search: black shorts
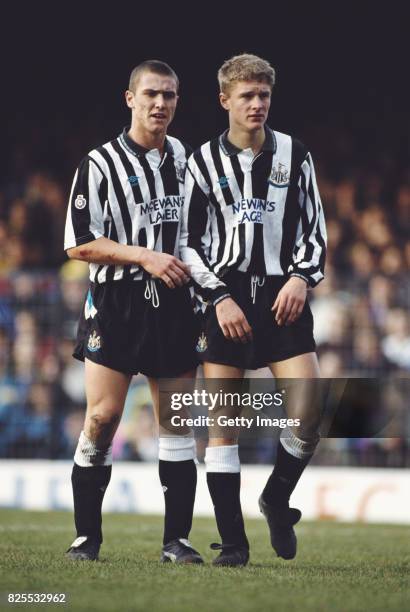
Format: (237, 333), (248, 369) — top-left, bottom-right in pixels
(197, 272), (316, 370)
(73, 279), (199, 378)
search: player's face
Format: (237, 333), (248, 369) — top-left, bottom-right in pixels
(126, 71), (178, 135)
(220, 80), (271, 132)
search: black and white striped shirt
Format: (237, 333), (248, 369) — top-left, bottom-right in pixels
(180, 126), (327, 304)
(64, 128), (191, 283)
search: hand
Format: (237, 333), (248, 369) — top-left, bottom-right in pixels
(272, 276), (308, 326)
(139, 249), (190, 288)
(215, 297), (253, 343)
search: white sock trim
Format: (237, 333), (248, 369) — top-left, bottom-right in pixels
(204, 444), (240, 473)
(280, 428), (319, 460)
(158, 436), (197, 462)
(74, 431), (113, 467)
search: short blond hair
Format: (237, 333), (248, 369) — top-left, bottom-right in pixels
(218, 53), (276, 94)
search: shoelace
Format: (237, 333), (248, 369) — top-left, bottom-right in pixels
(250, 274), (265, 304)
(144, 279), (159, 308)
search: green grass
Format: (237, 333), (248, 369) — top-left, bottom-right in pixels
(0, 510), (408, 612)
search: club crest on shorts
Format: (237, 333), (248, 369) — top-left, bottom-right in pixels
(268, 162), (290, 188)
(87, 330), (101, 352)
(196, 332), (207, 353)
(175, 161), (186, 184)
(74, 194), (87, 209)
(84, 290), (98, 320)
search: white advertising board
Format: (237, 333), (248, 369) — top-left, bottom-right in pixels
(0, 461), (408, 524)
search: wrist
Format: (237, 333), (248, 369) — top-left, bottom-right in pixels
(214, 294), (231, 308)
(134, 246), (148, 266)
(289, 273), (309, 287)
(210, 285), (231, 305)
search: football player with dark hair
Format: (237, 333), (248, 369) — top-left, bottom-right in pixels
(64, 60), (202, 564)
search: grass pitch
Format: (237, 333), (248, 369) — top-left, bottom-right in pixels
(0, 510), (408, 612)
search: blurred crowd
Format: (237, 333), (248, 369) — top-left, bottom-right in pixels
(0, 124), (409, 465)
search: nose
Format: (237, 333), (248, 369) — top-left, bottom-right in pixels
(251, 96), (264, 109)
(154, 94), (166, 108)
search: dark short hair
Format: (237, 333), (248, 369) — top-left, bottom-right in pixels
(128, 60), (179, 92)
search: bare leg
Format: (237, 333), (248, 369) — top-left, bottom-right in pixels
(269, 352), (322, 440)
(83, 359), (132, 447)
(203, 362), (244, 446)
(69, 359), (131, 555)
(259, 352), (322, 560)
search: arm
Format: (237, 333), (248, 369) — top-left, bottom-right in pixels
(180, 159), (230, 304)
(273, 152), (327, 326)
(64, 157), (189, 288)
(67, 237), (190, 288)
(180, 157), (252, 342)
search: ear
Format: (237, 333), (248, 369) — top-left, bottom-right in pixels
(125, 90), (134, 109)
(219, 91), (230, 111)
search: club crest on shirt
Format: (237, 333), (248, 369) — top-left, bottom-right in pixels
(75, 194), (87, 209)
(175, 161), (186, 184)
(87, 330), (101, 352)
(268, 162), (290, 188)
(196, 332), (208, 353)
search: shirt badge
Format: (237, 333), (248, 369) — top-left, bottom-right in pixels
(268, 162), (290, 188)
(217, 176), (230, 190)
(175, 161), (186, 184)
(75, 194), (87, 209)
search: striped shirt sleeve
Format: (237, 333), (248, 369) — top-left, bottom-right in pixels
(64, 157), (107, 251)
(288, 152), (327, 287)
(180, 156), (230, 304)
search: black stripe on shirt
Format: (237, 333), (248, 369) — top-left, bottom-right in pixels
(97, 145), (132, 277)
(160, 155), (180, 255)
(110, 139), (144, 204)
(210, 138), (235, 206)
(70, 158), (93, 244)
(194, 148), (226, 269)
(279, 139), (306, 276)
(248, 151), (273, 275)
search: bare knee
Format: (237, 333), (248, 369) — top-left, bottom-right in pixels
(85, 404), (122, 446)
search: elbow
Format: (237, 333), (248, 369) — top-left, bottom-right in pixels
(66, 246), (86, 261)
(66, 247), (76, 260)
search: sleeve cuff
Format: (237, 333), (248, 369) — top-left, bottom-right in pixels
(209, 285), (231, 305)
(213, 293), (231, 307)
(289, 272), (310, 286)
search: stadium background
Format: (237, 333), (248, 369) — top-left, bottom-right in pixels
(1, 2), (409, 510)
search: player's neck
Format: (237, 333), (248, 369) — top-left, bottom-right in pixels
(227, 126), (266, 155)
(127, 125), (166, 155)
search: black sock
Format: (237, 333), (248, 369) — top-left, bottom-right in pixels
(159, 459), (197, 545)
(206, 472), (249, 549)
(71, 463), (112, 543)
(262, 442), (311, 507)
